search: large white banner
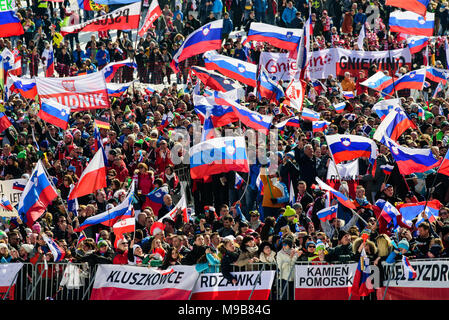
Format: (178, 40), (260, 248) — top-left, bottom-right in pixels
(306, 48), (412, 79)
(326, 160), (359, 182)
(0, 179), (26, 217)
(334, 48), (411, 77)
(379, 260), (449, 300)
(0, 263), (23, 300)
(90, 265), (199, 300)
(36, 72), (110, 111)
(191, 271), (275, 300)
(259, 52), (300, 82)
(307, 49), (337, 80)
(295, 263), (358, 300)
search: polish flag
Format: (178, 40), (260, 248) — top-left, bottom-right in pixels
(158, 194), (188, 223)
(138, 0), (162, 37)
(113, 217), (135, 248)
(68, 150), (107, 200)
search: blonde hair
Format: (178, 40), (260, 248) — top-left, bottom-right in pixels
(376, 234), (392, 257)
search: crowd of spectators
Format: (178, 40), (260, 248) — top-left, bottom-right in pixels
(2, 0), (449, 300)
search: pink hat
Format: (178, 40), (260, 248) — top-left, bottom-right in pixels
(32, 222), (41, 234)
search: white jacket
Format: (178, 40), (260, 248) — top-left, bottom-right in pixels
(59, 264), (85, 289)
(276, 249), (298, 281)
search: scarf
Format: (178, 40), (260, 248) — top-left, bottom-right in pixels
(356, 197), (370, 207)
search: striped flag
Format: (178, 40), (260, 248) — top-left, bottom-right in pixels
(94, 119), (110, 130)
(42, 233), (65, 262)
(235, 173), (245, 190)
(402, 255), (417, 279)
(432, 81), (444, 99)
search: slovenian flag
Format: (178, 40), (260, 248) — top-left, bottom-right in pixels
(426, 67), (448, 85)
(389, 11), (434, 37)
(145, 84), (155, 95)
(334, 102), (346, 113)
(342, 91), (355, 99)
(258, 66), (285, 104)
(326, 134), (378, 165)
(102, 59), (138, 82)
(383, 136), (442, 175)
(189, 136), (249, 180)
(106, 82), (133, 97)
(381, 69), (426, 96)
(402, 255), (417, 279)
(371, 98), (402, 120)
(171, 20), (223, 73)
(0, 112), (13, 134)
(397, 199), (441, 226)
(274, 117), (301, 133)
(6, 74), (37, 100)
(203, 51), (257, 87)
(361, 71), (394, 92)
(0, 197), (13, 211)
(42, 233), (65, 262)
(316, 177), (357, 210)
(75, 184), (135, 231)
(351, 247), (374, 297)
(38, 100), (71, 130)
(0, 10), (24, 37)
(380, 164), (394, 175)
(373, 107), (417, 143)
(301, 107), (320, 121)
(12, 181), (25, 191)
(191, 66), (241, 93)
(243, 22), (302, 52)
(235, 173), (245, 190)
(407, 36), (428, 54)
(220, 93), (273, 134)
(312, 120), (330, 133)
(316, 205), (338, 222)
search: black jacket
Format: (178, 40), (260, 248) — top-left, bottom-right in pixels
(221, 249), (240, 283)
(181, 244), (206, 265)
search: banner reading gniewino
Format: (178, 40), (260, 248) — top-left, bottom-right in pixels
(191, 271), (276, 300)
(60, 2), (141, 35)
(90, 265), (200, 300)
(295, 263), (358, 300)
(36, 72), (110, 111)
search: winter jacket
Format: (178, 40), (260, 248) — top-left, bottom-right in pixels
(276, 248), (298, 281)
(325, 244), (355, 263)
(221, 249), (240, 282)
(282, 6), (297, 25)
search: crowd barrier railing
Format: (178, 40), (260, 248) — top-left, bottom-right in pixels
(4, 258), (448, 300)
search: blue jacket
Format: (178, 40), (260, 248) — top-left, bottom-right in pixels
(282, 6), (297, 25)
(353, 12), (366, 25)
(95, 49), (110, 66)
(212, 0), (223, 13)
(72, 49), (85, 63)
(223, 17), (233, 34)
(254, 0), (267, 13)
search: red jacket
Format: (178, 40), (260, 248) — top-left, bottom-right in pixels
(113, 250), (128, 264)
(111, 160), (129, 182)
(154, 148), (173, 175)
